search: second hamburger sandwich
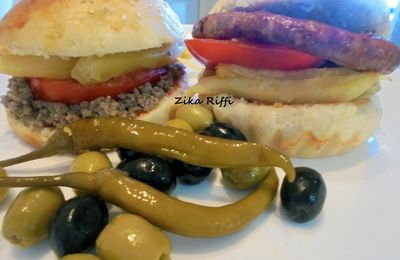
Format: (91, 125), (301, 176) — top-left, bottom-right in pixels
(186, 0), (400, 158)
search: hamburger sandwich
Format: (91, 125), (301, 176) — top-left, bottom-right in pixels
(0, 0), (186, 147)
(186, 0), (400, 158)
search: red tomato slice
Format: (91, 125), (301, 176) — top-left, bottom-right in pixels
(29, 68), (169, 105)
(185, 39), (323, 70)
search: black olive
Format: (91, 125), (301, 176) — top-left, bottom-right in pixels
(172, 159), (212, 185)
(203, 122), (247, 141)
(280, 167), (327, 223)
(177, 122), (247, 186)
(49, 195), (108, 257)
(117, 155), (176, 193)
(117, 148), (137, 161)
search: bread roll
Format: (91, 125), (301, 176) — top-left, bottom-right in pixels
(211, 96), (382, 158)
(0, 0), (184, 57)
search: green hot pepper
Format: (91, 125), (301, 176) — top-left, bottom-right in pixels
(0, 168), (278, 238)
(0, 117), (295, 181)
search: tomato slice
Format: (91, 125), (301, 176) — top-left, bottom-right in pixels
(29, 68), (169, 105)
(185, 39), (323, 70)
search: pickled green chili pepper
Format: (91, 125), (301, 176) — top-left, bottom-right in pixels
(0, 117), (295, 181)
(0, 168), (279, 238)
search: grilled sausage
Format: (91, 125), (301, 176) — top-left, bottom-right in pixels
(193, 11), (400, 74)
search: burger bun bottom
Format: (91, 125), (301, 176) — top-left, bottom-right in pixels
(211, 95), (382, 158)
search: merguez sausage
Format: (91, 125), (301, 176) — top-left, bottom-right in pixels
(192, 11), (400, 74)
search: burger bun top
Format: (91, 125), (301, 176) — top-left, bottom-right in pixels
(0, 0), (184, 57)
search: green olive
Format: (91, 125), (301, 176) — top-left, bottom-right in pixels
(175, 104), (213, 131)
(96, 214), (171, 260)
(2, 187), (64, 248)
(70, 151), (112, 195)
(164, 119), (193, 132)
(70, 151), (112, 173)
(60, 254), (101, 260)
(222, 167), (270, 190)
(0, 167), (9, 204)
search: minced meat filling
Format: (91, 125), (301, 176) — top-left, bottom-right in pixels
(1, 64), (184, 130)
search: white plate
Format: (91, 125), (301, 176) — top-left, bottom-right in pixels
(1, 35), (400, 260)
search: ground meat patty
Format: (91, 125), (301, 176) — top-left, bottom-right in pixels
(1, 64), (184, 130)
(192, 11), (400, 74)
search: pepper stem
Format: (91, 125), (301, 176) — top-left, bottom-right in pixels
(0, 128), (75, 168)
(0, 147), (58, 168)
(0, 175), (64, 187)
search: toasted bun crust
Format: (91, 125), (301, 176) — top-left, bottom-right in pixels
(0, 0), (184, 57)
(211, 96), (382, 158)
(6, 81), (186, 148)
(6, 110), (55, 148)
(210, 0), (391, 37)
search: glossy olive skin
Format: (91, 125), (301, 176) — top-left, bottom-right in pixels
(70, 151), (112, 196)
(49, 195), (109, 257)
(2, 187), (64, 248)
(203, 122), (247, 141)
(70, 151), (112, 173)
(96, 214), (171, 260)
(172, 159), (212, 185)
(61, 254), (101, 260)
(281, 167), (327, 223)
(117, 148), (137, 161)
(175, 104), (214, 131)
(117, 155), (176, 193)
